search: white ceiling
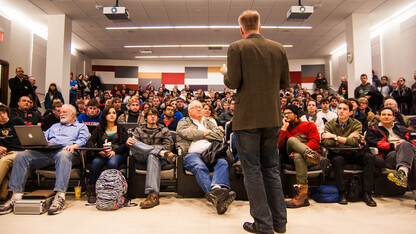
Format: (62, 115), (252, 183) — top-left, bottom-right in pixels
(7, 0), (416, 60)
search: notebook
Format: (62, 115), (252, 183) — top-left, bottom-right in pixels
(15, 125), (62, 150)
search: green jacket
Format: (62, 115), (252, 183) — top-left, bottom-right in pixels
(322, 117), (362, 147)
(176, 117), (224, 155)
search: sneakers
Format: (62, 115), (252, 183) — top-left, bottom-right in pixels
(216, 191), (236, 214)
(163, 151), (178, 164)
(48, 196), (66, 215)
(140, 193), (160, 209)
(0, 199), (15, 215)
(388, 170), (408, 188)
(305, 150), (322, 165)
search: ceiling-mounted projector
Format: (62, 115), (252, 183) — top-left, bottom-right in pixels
(103, 6), (130, 20)
(287, 5), (314, 20)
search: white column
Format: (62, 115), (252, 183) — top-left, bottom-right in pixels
(345, 13), (372, 97)
(45, 15), (72, 103)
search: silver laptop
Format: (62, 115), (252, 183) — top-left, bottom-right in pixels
(14, 125), (62, 150)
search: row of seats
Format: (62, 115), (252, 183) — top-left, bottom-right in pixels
(33, 124), (406, 201)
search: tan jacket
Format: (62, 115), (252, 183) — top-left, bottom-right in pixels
(176, 117), (224, 155)
(224, 33), (290, 130)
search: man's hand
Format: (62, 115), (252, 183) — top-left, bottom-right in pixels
(62, 144), (79, 153)
(204, 130), (212, 136)
(348, 131), (360, 138)
(281, 117), (289, 131)
(322, 132), (336, 139)
(0, 146), (7, 156)
(127, 137), (136, 146)
(394, 139), (405, 149)
(220, 64), (227, 75)
(106, 150), (116, 158)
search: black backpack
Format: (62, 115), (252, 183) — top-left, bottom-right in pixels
(346, 175), (362, 202)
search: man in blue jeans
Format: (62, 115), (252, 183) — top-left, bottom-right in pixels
(221, 10), (290, 233)
(176, 100), (236, 214)
(0, 104), (89, 215)
(127, 107), (176, 209)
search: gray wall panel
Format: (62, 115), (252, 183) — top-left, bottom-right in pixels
(115, 66), (138, 78)
(185, 67), (207, 79)
(301, 65), (325, 77)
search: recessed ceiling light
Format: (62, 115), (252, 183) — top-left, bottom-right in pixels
(126, 44), (293, 48)
(135, 55), (227, 59)
(107, 25), (312, 30)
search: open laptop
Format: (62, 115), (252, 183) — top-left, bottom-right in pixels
(15, 125), (62, 150)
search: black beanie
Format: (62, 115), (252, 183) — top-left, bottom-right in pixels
(284, 104), (300, 117)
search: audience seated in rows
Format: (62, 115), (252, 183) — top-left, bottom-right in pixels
(0, 104), (89, 215)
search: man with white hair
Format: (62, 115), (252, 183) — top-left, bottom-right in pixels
(371, 98), (414, 131)
(0, 104), (89, 215)
(176, 100), (236, 215)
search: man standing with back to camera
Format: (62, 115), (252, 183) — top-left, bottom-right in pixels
(221, 10), (290, 234)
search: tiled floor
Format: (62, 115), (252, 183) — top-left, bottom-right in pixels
(1, 192), (416, 234)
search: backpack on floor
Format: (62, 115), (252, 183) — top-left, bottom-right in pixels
(310, 185), (339, 203)
(346, 175), (362, 202)
(95, 169), (128, 211)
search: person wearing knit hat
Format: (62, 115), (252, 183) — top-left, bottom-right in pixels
(278, 103), (329, 208)
(283, 104), (300, 117)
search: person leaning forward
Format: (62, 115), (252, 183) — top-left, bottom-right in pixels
(321, 100), (377, 207)
(221, 10), (289, 234)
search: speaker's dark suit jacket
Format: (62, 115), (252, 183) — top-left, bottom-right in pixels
(224, 33), (290, 130)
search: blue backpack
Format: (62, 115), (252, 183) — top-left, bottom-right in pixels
(310, 185), (339, 203)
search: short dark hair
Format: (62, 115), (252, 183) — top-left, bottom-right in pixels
(144, 107), (159, 119)
(0, 104), (10, 117)
(87, 99), (99, 107)
(379, 107), (394, 115)
(329, 96), (338, 102)
(320, 97), (329, 104)
(339, 100), (353, 111)
(52, 101), (63, 110)
(361, 74), (368, 78)
(164, 104), (174, 111)
(348, 98), (358, 104)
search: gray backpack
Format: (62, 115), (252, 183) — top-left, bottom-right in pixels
(95, 169), (128, 211)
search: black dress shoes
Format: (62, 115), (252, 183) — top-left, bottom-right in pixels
(338, 191), (348, 205)
(363, 192), (377, 207)
(243, 222), (274, 234)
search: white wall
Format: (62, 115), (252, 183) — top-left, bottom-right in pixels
(330, 12), (416, 92)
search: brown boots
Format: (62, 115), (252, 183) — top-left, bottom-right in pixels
(286, 184), (310, 208)
(140, 193), (160, 209)
(87, 184), (96, 204)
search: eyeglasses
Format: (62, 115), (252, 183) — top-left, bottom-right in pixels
(190, 106), (203, 110)
(283, 112), (293, 116)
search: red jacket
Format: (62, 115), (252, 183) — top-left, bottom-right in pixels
(278, 119), (321, 153)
